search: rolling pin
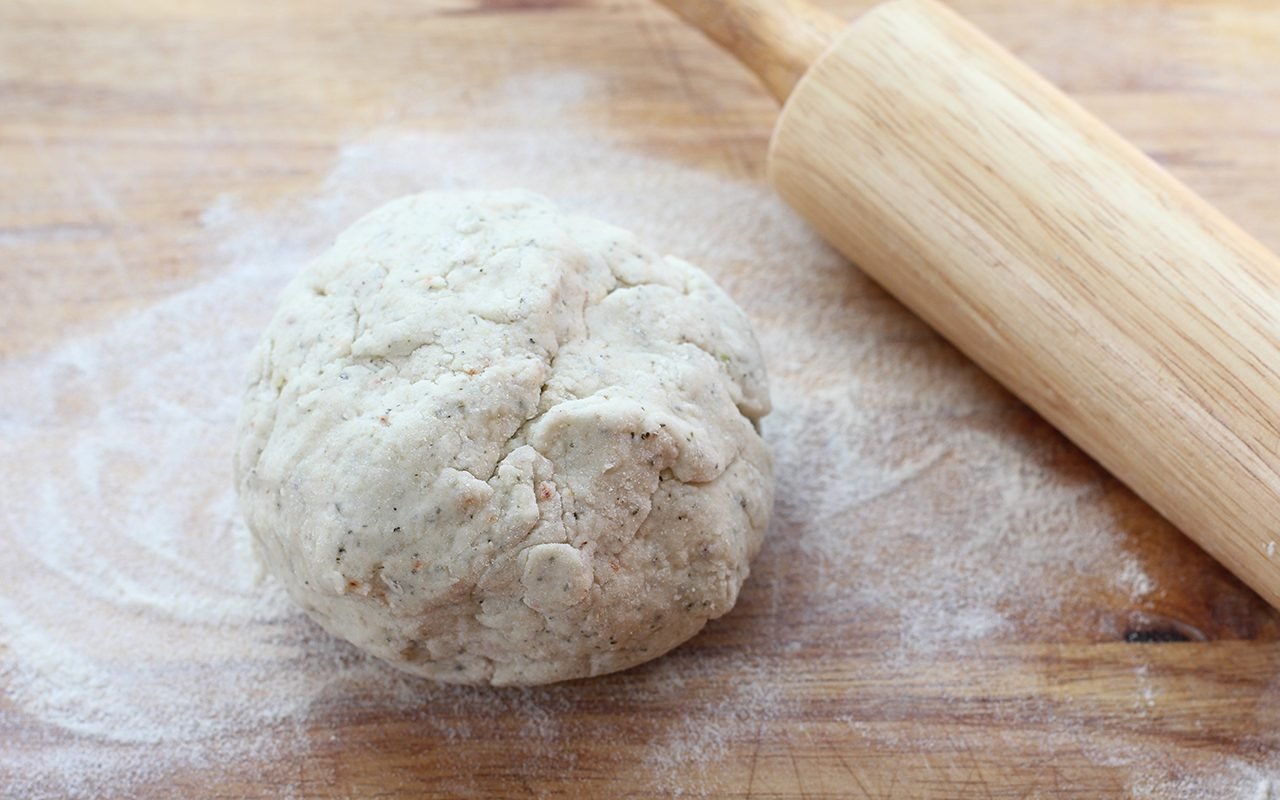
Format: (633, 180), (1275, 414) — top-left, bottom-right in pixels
(655, 0), (1280, 610)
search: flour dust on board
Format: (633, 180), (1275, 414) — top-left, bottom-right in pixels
(0, 72), (1264, 799)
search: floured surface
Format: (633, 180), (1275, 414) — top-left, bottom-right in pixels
(4, 0), (1280, 796)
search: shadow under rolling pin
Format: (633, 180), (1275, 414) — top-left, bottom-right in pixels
(655, 0), (1280, 611)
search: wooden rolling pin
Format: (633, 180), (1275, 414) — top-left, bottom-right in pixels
(657, 0), (1280, 610)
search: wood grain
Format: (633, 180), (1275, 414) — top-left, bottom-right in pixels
(4, 0), (1280, 797)
(770, 0), (1280, 610)
(114, 643), (1280, 798)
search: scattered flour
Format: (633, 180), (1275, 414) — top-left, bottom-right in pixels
(1118, 557), (1157, 603)
(1, 75), (1275, 798)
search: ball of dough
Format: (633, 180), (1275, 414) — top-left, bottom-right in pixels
(234, 190), (773, 685)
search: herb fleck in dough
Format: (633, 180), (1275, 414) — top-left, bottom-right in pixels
(234, 190), (773, 685)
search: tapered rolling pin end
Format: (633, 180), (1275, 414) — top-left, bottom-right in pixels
(653, 0), (843, 103)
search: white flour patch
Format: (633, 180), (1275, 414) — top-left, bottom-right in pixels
(0, 74), (1268, 798)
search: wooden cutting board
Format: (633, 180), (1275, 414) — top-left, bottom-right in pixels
(4, 0), (1280, 796)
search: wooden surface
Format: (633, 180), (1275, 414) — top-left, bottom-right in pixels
(4, 0), (1280, 797)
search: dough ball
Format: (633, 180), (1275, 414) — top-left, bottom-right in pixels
(234, 190), (773, 685)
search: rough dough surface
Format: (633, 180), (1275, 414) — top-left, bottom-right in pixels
(234, 190), (773, 685)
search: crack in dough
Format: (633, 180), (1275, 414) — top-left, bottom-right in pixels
(234, 190), (773, 685)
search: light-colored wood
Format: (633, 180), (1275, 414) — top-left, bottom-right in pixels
(653, 0), (843, 102)
(89, 643), (1280, 797)
(769, 0), (1280, 611)
(5, 0), (1280, 796)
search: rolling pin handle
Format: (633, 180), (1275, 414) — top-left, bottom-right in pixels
(653, 0), (843, 103)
